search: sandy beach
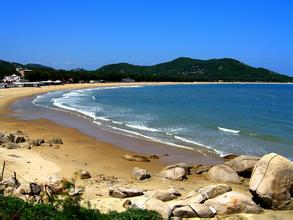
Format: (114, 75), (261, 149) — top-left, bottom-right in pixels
(1, 83), (292, 218)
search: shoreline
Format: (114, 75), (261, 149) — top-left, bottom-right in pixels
(0, 82), (221, 181)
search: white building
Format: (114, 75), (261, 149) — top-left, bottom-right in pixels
(3, 74), (21, 83)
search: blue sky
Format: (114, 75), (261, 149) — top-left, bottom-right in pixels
(0, 0), (292, 75)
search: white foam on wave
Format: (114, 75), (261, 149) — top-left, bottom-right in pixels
(217, 127), (240, 134)
(108, 125), (198, 151)
(92, 96), (95, 100)
(125, 123), (160, 132)
(95, 116), (110, 121)
(53, 99), (97, 120)
(112, 120), (123, 125)
(93, 121), (102, 125)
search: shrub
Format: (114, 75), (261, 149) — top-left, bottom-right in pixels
(0, 195), (162, 220)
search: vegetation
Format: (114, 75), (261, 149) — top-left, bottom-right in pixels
(1, 57), (292, 82)
(0, 195), (162, 220)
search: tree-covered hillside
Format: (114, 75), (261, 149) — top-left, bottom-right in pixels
(0, 58), (292, 82)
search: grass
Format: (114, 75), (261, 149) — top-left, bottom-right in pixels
(0, 195), (162, 220)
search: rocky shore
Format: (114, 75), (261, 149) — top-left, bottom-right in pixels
(1, 129), (292, 219)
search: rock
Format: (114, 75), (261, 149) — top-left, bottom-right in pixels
(30, 139), (45, 146)
(195, 165), (211, 174)
(172, 203), (215, 218)
(132, 167), (151, 180)
(49, 138), (63, 144)
(149, 155), (160, 159)
(122, 154), (150, 162)
(109, 188), (144, 198)
(80, 171), (91, 179)
(144, 199), (171, 219)
(18, 142), (31, 149)
(183, 192), (208, 204)
(44, 175), (65, 194)
(19, 184), (31, 195)
(249, 153), (293, 210)
(123, 197), (171, 218)
(145, 188), (181, 202)
(13, 135), (26, 143)
(68, 187), (84, 196)
(30, 183), (42, 195)
(225, 155), (260, 177)
(2, 142), (19, 149)
(204, 191), (263, 215)
(222, 154), (239, 161)
(206, 165), (241, 184)
(160, 163), (190, 181)
(3, 177), (20, 188)
(197, 184), (232, 199)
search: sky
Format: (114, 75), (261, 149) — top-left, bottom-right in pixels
(0, 0), (292, 75)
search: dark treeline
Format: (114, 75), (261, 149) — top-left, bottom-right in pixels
(1, 58), (293, 82)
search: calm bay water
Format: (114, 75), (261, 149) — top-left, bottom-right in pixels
(33, 84), (293, 159)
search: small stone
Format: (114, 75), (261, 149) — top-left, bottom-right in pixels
(80, 170), (91, 179)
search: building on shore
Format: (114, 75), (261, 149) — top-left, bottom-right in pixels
(121, 78), (135, 83)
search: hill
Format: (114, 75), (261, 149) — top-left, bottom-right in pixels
(0, 58), (292, 82)
(97, 57), (292, 82)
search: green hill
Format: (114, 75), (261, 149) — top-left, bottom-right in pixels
(0, 58), (292, 82)
(97, 57), (292, 82)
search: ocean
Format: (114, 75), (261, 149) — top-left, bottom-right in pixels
(32, 84), (293, 159)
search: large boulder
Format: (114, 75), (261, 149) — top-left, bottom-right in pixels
(172, 203), (215, 218)
(249, 153), (293, 210)
(160, 163), (189, 181)
(122, 154), (150, 162)
(123, 197), (171, 219)
(206, 165), (241, 184)
(225, 155), (260, 176)
(132, 167), (151, 180)
(204, 191), (263, 215)
(109, 188), (144, 198)
(144, 188), (181, 202)
(197, 184), (232, 199)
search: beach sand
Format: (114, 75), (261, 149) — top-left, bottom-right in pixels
(0, 83), (292, 218)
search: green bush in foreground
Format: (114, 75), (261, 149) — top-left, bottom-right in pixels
(0, 196), (162, 220)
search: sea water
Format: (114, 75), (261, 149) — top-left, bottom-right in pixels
(33, 84), (293, 159)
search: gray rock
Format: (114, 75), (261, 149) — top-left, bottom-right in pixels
(204, 191), (263, 215)
(172, 203), (215, 218)
(249, 153), (293, 210)
(225, 155), (260, 176)
(109, 188), (144, 198)
(132, 167), (151, 180)
(30, 183), (42, 195)
(160, 163), (190, 181)
(196, 184), (232, 199)
(145, 188), (181, 202)
(2, 142), (19, 149)
(206, 165), (241, 184)
(122, 154), (150, 162)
